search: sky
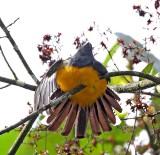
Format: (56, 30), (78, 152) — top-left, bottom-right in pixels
(0, 0), (159, 143)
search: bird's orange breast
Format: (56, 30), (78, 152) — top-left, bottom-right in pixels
(56, 66), (107, 107)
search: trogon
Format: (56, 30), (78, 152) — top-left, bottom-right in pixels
(34, 42), (122, 138)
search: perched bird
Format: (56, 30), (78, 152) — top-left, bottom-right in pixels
(34, 42), (122, 138)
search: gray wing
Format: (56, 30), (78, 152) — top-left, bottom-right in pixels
(92, 60), (110, 82)
(34, 60), (63, 110)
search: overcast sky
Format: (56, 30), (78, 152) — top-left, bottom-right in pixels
(0, 0), (159, 129)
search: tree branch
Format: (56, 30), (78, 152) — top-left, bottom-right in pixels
(0, 71), (159, 93)
(0, 45), (18, 79)
(0, 76), (36, 91)
(0, 84), (11, 89)
(104, 71), (160, 84)
(125, 110), (137, 155)
(7, 17), (20, 28)
(141, 91), (160, 98)
(7, 117), (37, 155)
(110, 79), (155, 93)
(0, 18), (39, 84)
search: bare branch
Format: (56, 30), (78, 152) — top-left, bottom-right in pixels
(7, 17), (20, 28)
(0, 71), (159, 93)
(111, 79), (155, 93)
(125, 110), (137, 155)
(104, 71), (160, 84)
(141, 91), (160, 98)
(8, 117), (37, 155)
(0, 84), (11, 89)
(0, 18), (39, 85)
(0, 76), (36, 91)
(0, 45), (18, 79)
(0, 35), (6, 39)
(121, 111), (160, 120)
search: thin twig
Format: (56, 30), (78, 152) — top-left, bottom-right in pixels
(0, 35), (6, 39)
(121, 111), (160, 120)
(7, 17), (20, 28)
(0, 45), (18, 79)
(106, 46), (130, 83)
(125, 109), (137, 155)
(141, 91), (160, 98)
(0, 84), (11, 89)
(143, 122), (155, 148)
(0, 18), (39, 84)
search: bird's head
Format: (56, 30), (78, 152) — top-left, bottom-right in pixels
(78, 42), (93, 56)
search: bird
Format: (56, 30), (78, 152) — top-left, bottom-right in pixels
(34, 42), (122, 138)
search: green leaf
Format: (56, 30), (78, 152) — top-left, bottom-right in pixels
(151, 68), (157, 76)
(109, 76), (131, 85)
(140, 62), (154, 81)
(103, 42), (120, 67)
(115, 111), (128, 120)
(0, 130), (20, 155)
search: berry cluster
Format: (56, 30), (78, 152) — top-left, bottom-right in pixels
(37, 33), (62, 64)
(117, 39), (147, 64)
(55, 139), (85, 155)
(37, 34), (53, 63)
(126, 95), (157, 124)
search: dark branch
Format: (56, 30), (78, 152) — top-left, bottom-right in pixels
(141, 91), (160, 98)
(125, 110), (137, 155)
(7, 117), (37, 155)
(0, 84), (11, 89)
(0, 71), (159, 93)
(0, 18), (39, 85)
(104, 71), (160, 84)
(0, 76), (36, 91)
(0, 45), (18, 79)
(7, 17), (20, 28)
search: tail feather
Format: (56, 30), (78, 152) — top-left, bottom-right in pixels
(48, 89), (64, 114)
(96, 101), (111, 132)
(75, 107), (88, 138)
(104, 92), (122, 112)
(106, 87), (120, 100)
(100, 96), (116, 124)
(50, 89), (63, 100)
(45, 87), (122, 137)
(61, 104), (78, 136)
(89, 105), (101, 135)
(48, 101), (71, 131)
(47, 99), (68, 123)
